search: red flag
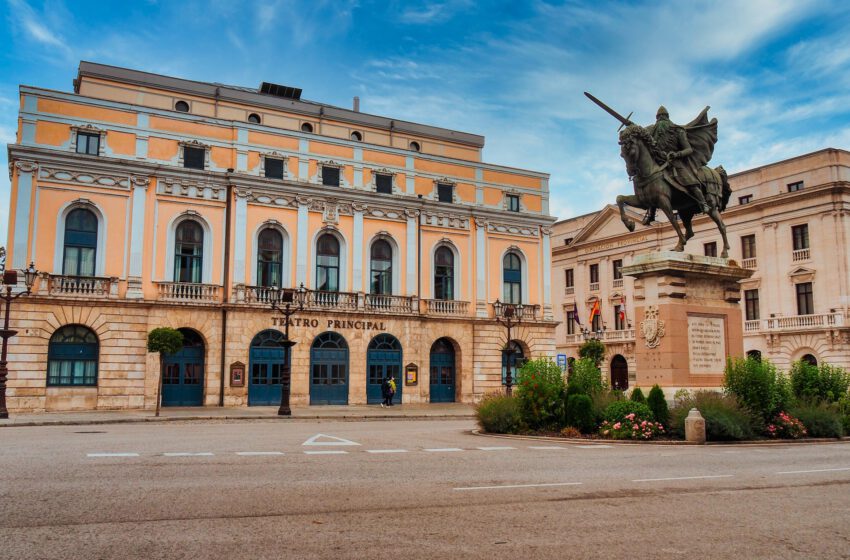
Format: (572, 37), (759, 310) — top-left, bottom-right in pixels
(619, 295), (627, 322)
(588, 299), (600, 324)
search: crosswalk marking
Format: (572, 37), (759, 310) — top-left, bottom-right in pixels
(163, 452), (214, 457)
(366, 449), (409, 454)
(304, 450), (348, 455)
(477, 446), (516, 451)
(424, 448), (463, 452)
(87, 453), (140, 458)
(528, 446), (566, 450)
(235, 452), (284, 456)
(575, 445), (612, 449)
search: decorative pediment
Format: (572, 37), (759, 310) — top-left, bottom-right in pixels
(570, 204), (646, 246)
(789, 267), (815, 283)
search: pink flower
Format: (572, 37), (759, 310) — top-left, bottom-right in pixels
(633, 424), (639, 430)
(613, 422), (621, 429)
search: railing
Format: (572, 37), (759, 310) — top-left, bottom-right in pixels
(493, 303), (541, 321)
(564, 286), (574, 295)
(742, 258), (757, 270)
(423, 299), (469, 316)
(365, 294), (415, 314)
(305, 290), (359, 311)
(42, 274), (116, 298)
(765, 312), (844, 331)
(792, 248), (810, 262)
(156, 282), (221, 303)
(612, 278), (623, 288)
(744, 320), (761, 332)
(603, 328), (635, 342)
(245, 285), (279, 304)
(589, 282), (600, 292)
(564, 333), (583, 345)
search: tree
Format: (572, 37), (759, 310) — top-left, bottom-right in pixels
(578, 339), (606, 367)
(647, 385), (670, 427)
(147, 328), (184, 417)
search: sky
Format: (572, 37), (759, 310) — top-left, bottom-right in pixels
(1, 0), (850, 245)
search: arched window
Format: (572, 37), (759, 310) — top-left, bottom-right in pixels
(175, 100), (190, 112)
(503, 252), (522, 304)
(257, 228), (283, 288)
(801, 353), (818, 366)
(247, 113), (261, 124)
(301, 122), (314, 133)
(747, 349), (762, 362)
(174, 220), (204, 283)
(63, 208), (98, 276)
(316, 234), (340, 292)
(47, 325), (98, 386)
(370, 240), (393, 295)
(434, 246), (454, 300)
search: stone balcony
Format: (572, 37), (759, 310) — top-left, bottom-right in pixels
(422, 299), (470, 317)
(742, 258), (757, 270)
(745, 312), (845, 333)
(156, 282), (221, 303)
(563, 328), (635, 346)
(792, 248), (810, 262)
(39, 274), (118, 298)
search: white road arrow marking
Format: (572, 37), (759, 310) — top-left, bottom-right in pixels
(302, 434), (361, 446)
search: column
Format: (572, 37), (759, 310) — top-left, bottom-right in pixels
(406, 210), (418, 296)
(542, 227), (553, 320)
(126, 176), (149, 299)
(352, 204), (365, 292)
(11, 161), (37, 270)
(232, 191), (248, 297)
(296, 196), (310, 286)
(475, 217), (488, 317)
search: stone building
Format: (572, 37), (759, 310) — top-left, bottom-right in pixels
(552, 148), (850, 390)
(5, 62), (556, 412)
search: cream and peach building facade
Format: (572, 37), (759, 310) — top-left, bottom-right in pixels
(5, 62), (556, 412)
(552, 148), (850, 389)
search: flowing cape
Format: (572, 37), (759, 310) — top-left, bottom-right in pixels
(683, 107), (718, 168)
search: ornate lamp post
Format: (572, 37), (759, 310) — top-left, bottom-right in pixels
(0, 263), (38, 419)
(493, 299), (525, 396)
(580, 322), (606, 342)
(270, 283), (307, 416)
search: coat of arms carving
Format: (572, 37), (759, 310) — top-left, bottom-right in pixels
(640, 305), (665, 349)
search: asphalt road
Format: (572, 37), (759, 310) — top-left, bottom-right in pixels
(1, 419), (849, 559)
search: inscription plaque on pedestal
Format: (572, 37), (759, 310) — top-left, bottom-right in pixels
(688, 315), (726, 374)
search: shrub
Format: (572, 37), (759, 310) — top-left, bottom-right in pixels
(590, 390), (622, 424)
(515, 358), (565, 430)
(629, 387), (646, 403)
(647, 385), (670, 427)
(724, 357), (791, 421)
(604, 400), (654, 423)
(560, 426), (582, 438)
(766, 412), (807, 439)
(570, 358), (607, 395)
(578, 338), (606, 366)
(790, 402), (845, 438)
(475, 394), (522, 434)
(840, 397), (850, 435)
(790, 361), (850, 403)
(565, 394), (595, 433)
(565, 382), (585, 398)
(669, 391), (759, 441)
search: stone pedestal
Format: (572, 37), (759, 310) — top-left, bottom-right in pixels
(621, 251), (753, 389)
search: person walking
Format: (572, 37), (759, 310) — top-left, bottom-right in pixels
(381, 375), (392, 408)
(387, 375), (397, 406)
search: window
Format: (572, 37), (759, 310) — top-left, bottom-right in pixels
(704, 242), (717, 257)
(614, 305), (626, 330)
(183, 146), (205, 170)
(564, 237), (573, 245)
(566, 311), (576, 335)
(738, 195), (752, 205)
(507, 194), (520, 212)
(741, 235), (756, 259)
(375, 173), (393, 194)
(437, 183), (453, 203)
(747, 350), (762, 362)
(321, 166), (340, 186)
(565, 268), (574, 288)
(409, 141), (421, 152)
(434, 246), (454, 300)
(589, 263), (599, 284)
(316, 234), (340, 292)
(612, 259), (623, 280)
(76, 132), (100, 156)
(501, 340), (524, 386)
(174, 220), (204, 283)
(47, 325), (98, 386)
(301, 122), (314, 133)
(796, 282), (814, 315)
(502, 252), (522, 304)
(792, 224), (809, 250)
(744, 289), (759, 321)
(257, 228), (283, 288)
(62, 208), (97, 277)
(350, 131), (362, 141)
(175, 100), (190, 112)
(787, 181), (804, 192)
(591, 312), (602, 333)
(248, 113), (261, 124)
(264, 157), (284, 179)
(370, 240), (392, 295)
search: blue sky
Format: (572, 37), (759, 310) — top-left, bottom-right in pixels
(2, 0), (850, 245)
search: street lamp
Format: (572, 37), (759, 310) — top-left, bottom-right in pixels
(0, 262), (38, 419)
(580, 322), (606, 341)
(269, 283), (307, 416)
(494, 299), (525, 396)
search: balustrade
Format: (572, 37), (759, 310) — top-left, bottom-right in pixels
(42, 274), (116, 298)
(742, 258), (757, 270)
(156, 282), (221, 303)
(792, 248), (810, 262)
(423, 299), (469, 316)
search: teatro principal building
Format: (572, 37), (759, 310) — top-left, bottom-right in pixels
(5, 62), (556, 412)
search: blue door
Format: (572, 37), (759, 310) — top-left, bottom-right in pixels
(248, 329), (287, 406)
(430, 337), (456, 403)
(366, 334), (402, 404)
(162, 328), (205, 406)
(310, 332), (349, 405)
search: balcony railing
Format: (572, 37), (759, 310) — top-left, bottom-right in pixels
(603, 328), (635, 342)
(589, 282), (600, 291)
(564, 286), (574, 295)
(493, 303), (541, 321)
(744, 319), (761, 332)
(612, 278), (623, 288)
(244, 285), (279, 304)
(423, 299), (469, 316)
(765, 312), (843, 331)
(156, 282), (221, 303)
(305, 290), (359, 311)
(742, 258), (757, 270)
(792, 248), (810, 262)
(365, 294), (415, 314)
(42, 274), (117, 298)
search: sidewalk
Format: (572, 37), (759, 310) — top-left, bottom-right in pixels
(0, 403), (476, 428)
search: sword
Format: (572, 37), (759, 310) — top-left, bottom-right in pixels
(584, 92), (635, 131)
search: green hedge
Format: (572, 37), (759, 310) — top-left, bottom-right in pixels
(475, 394), (522, 434)
(790, 402), (845, 438)
(670, 391), (759, 441)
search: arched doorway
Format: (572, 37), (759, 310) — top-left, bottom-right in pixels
(747, 349), (762, 362)
(430, 338), (456, 403)
(610, 355), (629, 391)
(162, 328), (205, 406)
(801, 353), (818, 366)
(366, 334), (402, 405)
(248, 329), (287, 406)
(501, 340), (525, 388)
(310, 332), (349, 405)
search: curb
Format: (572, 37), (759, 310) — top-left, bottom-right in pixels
(471, 429), (850, 446)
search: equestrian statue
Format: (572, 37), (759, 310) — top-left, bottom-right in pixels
(584, 92), (732, 257)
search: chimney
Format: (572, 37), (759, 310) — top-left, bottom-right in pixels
(353, 96), (360, 112)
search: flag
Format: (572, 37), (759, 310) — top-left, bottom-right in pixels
(572, 302), (582, 326)
(619, 295), (627, 323)
(588, 299), (600, 324)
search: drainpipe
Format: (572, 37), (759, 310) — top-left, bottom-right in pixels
(219, 180), (234, 406)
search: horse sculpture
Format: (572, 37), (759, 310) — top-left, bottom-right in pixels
(615, 124), (732, 257)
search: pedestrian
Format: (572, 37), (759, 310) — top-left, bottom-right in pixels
(381, 375), (392, 408)
(388, 375), (396, 406)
